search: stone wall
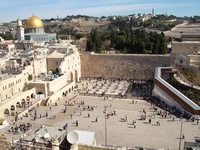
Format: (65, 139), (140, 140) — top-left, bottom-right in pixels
(71, 145), (115, 150)
(172, 42), (200, 54)
(80, 53), (171, 80)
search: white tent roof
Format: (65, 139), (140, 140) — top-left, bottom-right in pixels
(74, 130), (95, 145)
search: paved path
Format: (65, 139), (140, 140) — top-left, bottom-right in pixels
(1, 93), (199, 150)
(174, 73), (200, 90)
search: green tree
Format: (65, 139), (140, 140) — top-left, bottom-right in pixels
(158, 32), (167, 54)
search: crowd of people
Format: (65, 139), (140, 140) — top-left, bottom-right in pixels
(9, 123), (32, 134)
(77, 77), (154, 98)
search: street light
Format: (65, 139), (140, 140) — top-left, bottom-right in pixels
(103, 106), (107, 147)
(178, 117), (183, 150)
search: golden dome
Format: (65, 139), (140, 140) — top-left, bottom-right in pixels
(24, 15), (44, 28)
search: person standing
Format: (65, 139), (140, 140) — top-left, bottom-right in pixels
(70, 114), (72, 119)
(149, 118), (151, 124)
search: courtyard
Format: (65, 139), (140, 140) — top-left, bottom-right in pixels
(1, 92), (199, 150)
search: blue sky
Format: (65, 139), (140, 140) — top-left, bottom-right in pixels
(0, 0), (199, 22)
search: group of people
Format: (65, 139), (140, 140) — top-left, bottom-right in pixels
(9, 123), (32, 134)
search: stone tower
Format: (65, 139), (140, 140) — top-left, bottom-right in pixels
(152, 7), (155, 17)
(16, 18), (24, 41)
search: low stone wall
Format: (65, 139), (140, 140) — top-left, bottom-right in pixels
(71, 144), (115, 150)
(81, 53), (171, 80)
(172, 42), (200, 54)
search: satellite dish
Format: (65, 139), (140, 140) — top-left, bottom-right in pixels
(67, 130), (78, 144)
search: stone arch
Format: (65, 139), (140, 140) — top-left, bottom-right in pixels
(21, 99), (25, 105)
(56, 68), (59, 73)
(178, 54), (187, 65)
(38, 92), (43, 94)
(16, 102), (20, 107)
(4, 109), (9, 114)
(10, 105), (15, 111)
(31, 93), (35, 98)
(69, 88), (71, 93)
(26, 96), (30, 101)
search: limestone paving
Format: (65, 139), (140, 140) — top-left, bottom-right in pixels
(0, 93), (199, 150)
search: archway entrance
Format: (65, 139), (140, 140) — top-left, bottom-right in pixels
(31, 93), (35, 98)
(10, 105), (15, 111)
(4, 109), (9, 114)
(16, 102), (20, 107)
(21, 99), (25, 106)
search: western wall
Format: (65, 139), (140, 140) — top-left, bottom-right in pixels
(80, 52), (171, 80)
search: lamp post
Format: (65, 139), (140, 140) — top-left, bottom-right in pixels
(178, 118), (183, 150)
(11, 130), (13, 147)
(104, 106), (107, 147)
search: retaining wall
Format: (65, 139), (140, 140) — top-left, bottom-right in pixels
(81, 53), (171, 80)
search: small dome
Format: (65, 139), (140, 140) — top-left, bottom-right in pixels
(24, 15), (44, 28)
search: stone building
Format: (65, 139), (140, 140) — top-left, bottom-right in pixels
(0, 16), (81, 118)
(0, 40), (81, 118)
(171, 41), (200, 70)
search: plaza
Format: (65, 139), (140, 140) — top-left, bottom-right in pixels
(1, 90), (199, 150)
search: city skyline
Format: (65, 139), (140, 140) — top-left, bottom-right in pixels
(0, 0), (200, 22)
